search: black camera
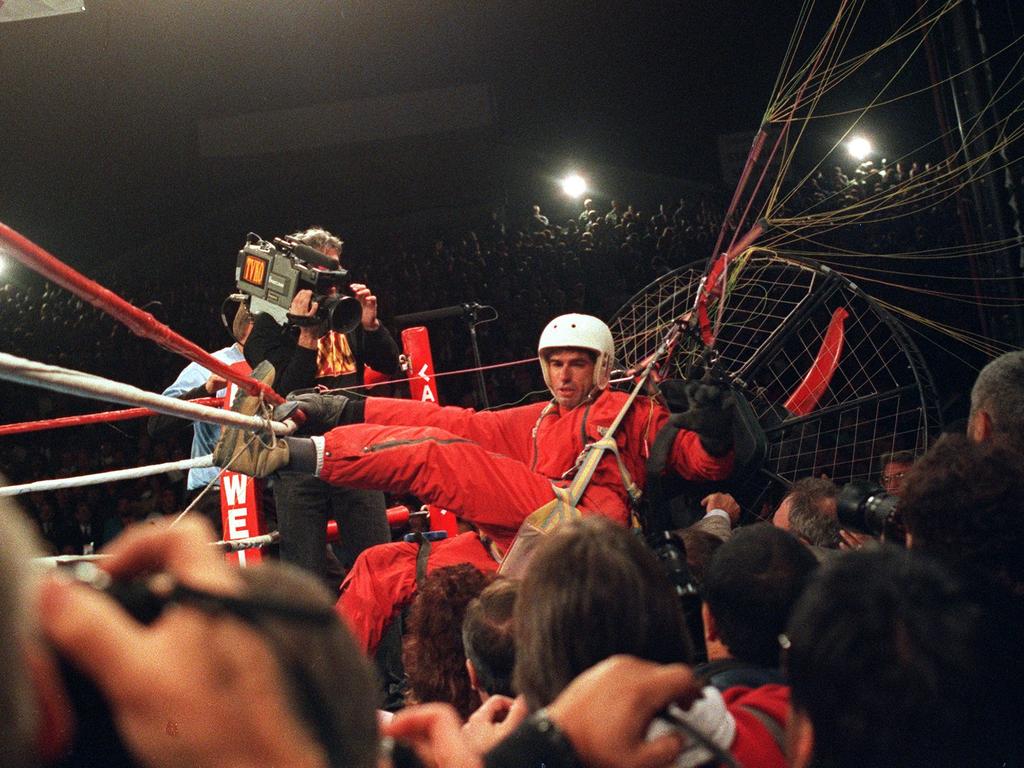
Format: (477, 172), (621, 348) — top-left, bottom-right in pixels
(235, 233), (362, 334)
(837, 479), (903, 540)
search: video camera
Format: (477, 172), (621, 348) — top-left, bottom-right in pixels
(235, 232), (362, 334)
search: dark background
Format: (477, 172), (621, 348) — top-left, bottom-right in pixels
(0, 2), (798, 258)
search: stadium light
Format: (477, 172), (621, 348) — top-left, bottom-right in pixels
(845, 136), (872, 161)
(560, 172), (587, 198)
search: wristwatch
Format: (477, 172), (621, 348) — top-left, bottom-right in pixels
(483, 708), (581, 768)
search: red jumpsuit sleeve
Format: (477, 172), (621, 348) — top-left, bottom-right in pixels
(362, 397), (540, 462)
(723, 685), (790, 768)
(668, 427), (734, 482)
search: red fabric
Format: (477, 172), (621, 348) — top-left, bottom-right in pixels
(724, 684), (790, 768)
(326, 390), (733, 655)
(342, 390), (732, 546)
(318, 422), (551, 550)
(336, 531), (498, 654)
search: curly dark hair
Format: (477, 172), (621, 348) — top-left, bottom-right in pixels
(402, 564), (494, 718)
(900, 433), (1024, 592)
(787, 548), (996, 768)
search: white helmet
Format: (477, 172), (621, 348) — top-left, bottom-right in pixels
(537, 313), (616, 392)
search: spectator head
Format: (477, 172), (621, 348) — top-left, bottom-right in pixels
(786, 548), (992, 768)
(289, 226), (343, 263)
(37, 499), (57, 522)
(513, 517), (690, 710)
(674, 526), (724, 588)
(461, 578), (518, 701)
(403, 564), (493, 719)
(73, 500), (93, 525)
(0, 495), (63, 768)
(157, 488), (179, 515)
(236, 561), (380, 768)
(773, 477), (839, 548)
(879, 450), (916, 494)
(900, 433), (1024, 593)
(701, 523), (817, 668)
(968, 350), (1024, 455)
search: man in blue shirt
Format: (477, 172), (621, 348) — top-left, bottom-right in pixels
(148, 301), (253, 526)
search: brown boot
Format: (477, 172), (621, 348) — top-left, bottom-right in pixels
(212, 361), (290, 478)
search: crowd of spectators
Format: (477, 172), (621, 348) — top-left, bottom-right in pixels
(362, 192), (726, 406)
(780, 158), (964, 253)
(0, 424), (192, 556)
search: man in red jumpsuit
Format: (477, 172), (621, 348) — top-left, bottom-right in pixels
(215, 314), (735, 654)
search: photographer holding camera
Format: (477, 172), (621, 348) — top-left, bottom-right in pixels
(1, 490), (380, 768)
(243, 227), (401, 584)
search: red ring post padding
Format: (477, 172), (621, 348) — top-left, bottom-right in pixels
(324, 505), (414, 543)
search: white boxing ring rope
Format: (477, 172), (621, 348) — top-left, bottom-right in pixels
(0, 352), (293, 436)
(0, 351), (293, 510)
(0, 455), (214, 497)
(31, 531), (284, 570)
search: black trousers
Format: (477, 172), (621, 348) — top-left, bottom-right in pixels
(273, 470), (390, 578)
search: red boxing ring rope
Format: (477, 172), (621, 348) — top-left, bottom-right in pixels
(0, 398), (222, 437)
(0, 222), (282, 405)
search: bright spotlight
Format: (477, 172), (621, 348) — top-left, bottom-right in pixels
(846, 136), (872, 161)
(560, 173), (587, 198)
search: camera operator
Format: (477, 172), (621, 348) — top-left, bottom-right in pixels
(244, 226), (401, 583)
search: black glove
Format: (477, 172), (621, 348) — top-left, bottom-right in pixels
(665, 377), (735, 457)
(273, 392), (364, 435)
(657, 379), (692, 414)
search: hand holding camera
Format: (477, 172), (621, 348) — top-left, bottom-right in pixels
(290, 289), (322, 349)
(39, 519), (330, 768)
(350, 282), (380, 331)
